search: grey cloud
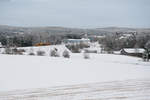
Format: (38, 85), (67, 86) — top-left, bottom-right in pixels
(0, 0), (150, 28)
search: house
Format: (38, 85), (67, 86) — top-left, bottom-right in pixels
(62, 38), (90, 45)
(120, 48), (145, 57)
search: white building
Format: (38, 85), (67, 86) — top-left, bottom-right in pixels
(63, 38), (90, 45)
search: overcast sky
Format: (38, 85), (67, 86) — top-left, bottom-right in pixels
(0, 0), (150, 28)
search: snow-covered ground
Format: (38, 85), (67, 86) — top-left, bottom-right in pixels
(0, 45), (150, 92)
(0, 79), (150, 100)
(0, 45), (150, 99)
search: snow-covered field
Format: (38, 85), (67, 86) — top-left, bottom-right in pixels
(0, 79), (150, 100)
(0, 45), (150, 99)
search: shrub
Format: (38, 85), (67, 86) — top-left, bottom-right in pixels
(142, 50), (150, 62)
(12, 48), (18, 54)
(84, 49), (97, 53)
(4, 47), (12, 54)
(65, 43), (90, 53)
(12, 48), (24, 55)
(65, 44), (80, 53)
(50, 48), (60, 57)
(29, 48), (35, 56)
(29, 52), (35, 56)
(18, 49), (26, 52)
(83, 52), (90, 59)
(62, 50), (70, 58)
(37, 50), (45, 56)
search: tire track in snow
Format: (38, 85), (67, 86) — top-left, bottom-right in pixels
(0, 79), (150, 100)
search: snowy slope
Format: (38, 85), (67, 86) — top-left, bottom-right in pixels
(0, 79), (150, 100)
(0, 53), (150, 92)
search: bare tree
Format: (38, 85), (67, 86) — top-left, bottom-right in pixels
(143, 40), (150, 61)
(4, 47), (12, 54)
(62, 50), (70, 58)
(83, 51), (90, 59)
(37, 50), (45, 56)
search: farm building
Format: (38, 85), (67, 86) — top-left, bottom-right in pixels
(120, 48), (145, 57)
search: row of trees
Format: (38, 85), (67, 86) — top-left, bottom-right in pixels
(3, 47), (71, 58)
(2, 46), (91, 59)
(0, 35), (34, 47)
(100, 33), (150, 51)
(99, 33), (150, 61)
(0, 33), (83, 47)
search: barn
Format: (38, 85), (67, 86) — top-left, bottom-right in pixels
(120, 48), (145, 57)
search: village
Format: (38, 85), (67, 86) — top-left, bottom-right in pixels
(0, 31), (149, 62)
(0, 31), (150, 100)
(0, 0), (150, 99)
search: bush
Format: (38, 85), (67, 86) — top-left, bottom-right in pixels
(84, 49), (97, 53)
(66, 43), (89, 53)
(4, 47), (12, 54)
(29, 52), (35, 56)
(50, 48), (60, 57)
(29, 48), (35, 56)
(142, 50), (150, 62)
(83, 52), (90, 59)
(18, 49), (26, 52)
(4, 47), (24, 55)
(62, 50), (70, 58)
(36, 50), (45, 56)
(12, 48), (24, 55)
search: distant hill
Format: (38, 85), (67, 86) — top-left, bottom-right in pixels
(95, 27), (150, 33)
(0, 25), (150, 36)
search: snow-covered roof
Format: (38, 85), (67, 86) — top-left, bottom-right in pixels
(67, 38), (90, 41)
(94, 35), (106, 38)
(123, 34), (133, 37)
(122, 48), (145, 53)
(119, 36), (126, 39)
(63, 38), (90, 44)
